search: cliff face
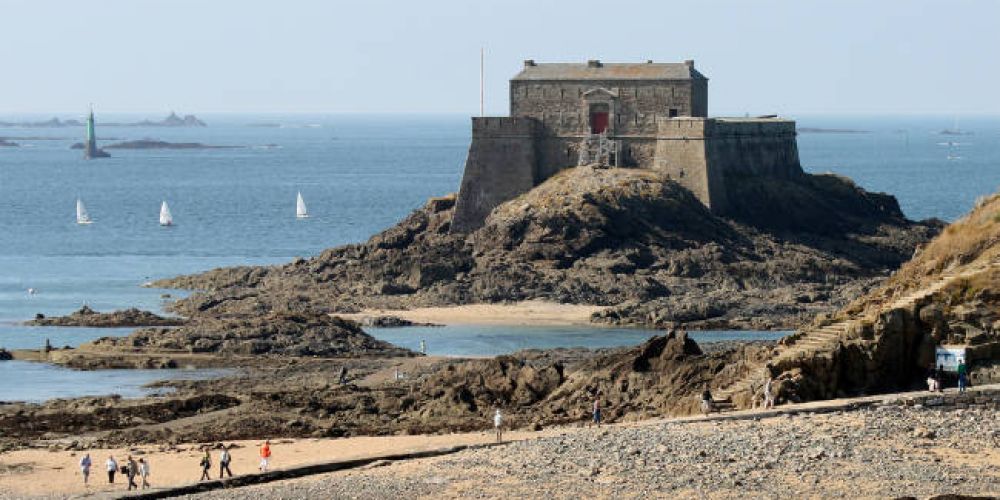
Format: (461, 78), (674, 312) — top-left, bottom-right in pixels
(762, 193), (1000, 402)
(155, 167), (937, 329)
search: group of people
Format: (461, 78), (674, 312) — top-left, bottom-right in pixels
(76, 441), (274, 490)
(199, 441), (272, 482)
(927, 361), (969, 393)
(78, 453), (149, 490)
(699, 377), (776, 415)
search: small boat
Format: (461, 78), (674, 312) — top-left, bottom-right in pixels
(159, 201), (174, 226)
(296, 192), (309, 219)
(76, 198), (93, 225)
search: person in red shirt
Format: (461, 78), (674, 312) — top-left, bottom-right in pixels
(259, 440), (271, 472)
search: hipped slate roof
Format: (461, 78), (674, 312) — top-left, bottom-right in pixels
(513, 61), (707, 81)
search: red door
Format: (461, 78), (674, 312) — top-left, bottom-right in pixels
(590, 112), (609, 134)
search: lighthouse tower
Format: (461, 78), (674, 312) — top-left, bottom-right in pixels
(83, 106), (110, 159)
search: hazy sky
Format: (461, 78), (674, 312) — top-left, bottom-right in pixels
(1, 0), (997, 115)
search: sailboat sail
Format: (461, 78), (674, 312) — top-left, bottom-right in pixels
(296, 192), (309, 219)
(76, 199), (92, 224)
(159, 201), (174, 226)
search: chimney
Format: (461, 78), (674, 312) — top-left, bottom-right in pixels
(684, 59), (695, 69)
(587, 59), (602, 68)
(523, 59), (536, 67)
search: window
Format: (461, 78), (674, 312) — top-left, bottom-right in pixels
(669, 108), (679, 118)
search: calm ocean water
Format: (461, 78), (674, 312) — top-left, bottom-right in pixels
(1, 113), (999, 399)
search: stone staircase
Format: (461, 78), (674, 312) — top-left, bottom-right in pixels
(710, 257), (998, 410)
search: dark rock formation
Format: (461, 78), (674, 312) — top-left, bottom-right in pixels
(0, 394), (240, 438)
(0, 348), (12, 361)
(26, 306), (184, 327)
(356, 315), (442, 328)
(0, 139), (18, 147)
(102, 139), (238, 150)
(156, 167), (936, 329)
(86, 312), (416, 358)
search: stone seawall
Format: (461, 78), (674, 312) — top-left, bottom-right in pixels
(452, 117), (538, 233)
(893, 388), (1000, 411)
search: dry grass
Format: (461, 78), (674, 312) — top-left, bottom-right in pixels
(841, 192), (1000, 317)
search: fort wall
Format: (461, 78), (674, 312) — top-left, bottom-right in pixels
(451, 117), (539, 233)
(653, 118), (800, 213)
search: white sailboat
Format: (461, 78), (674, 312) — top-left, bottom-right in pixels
(296, 191), (309, 219)
(76, 198), (93, 225)
(159, 201), (174, 226)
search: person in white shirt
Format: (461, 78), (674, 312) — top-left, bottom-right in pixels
(106, 455), (118, 484)
(219, 446), (233, 478)
(763, 377), (775, 409)
(493, 408), (503, 442)
(138, 458), (150, 489)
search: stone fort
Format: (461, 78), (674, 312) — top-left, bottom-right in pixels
(452, 59), (802, 232)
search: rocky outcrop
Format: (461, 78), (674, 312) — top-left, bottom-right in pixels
(758, 193), (1000, 403)
(85, 312), (416, 358)
(26, 306), (185, 327)
(355, 315), (441, 328)
(155, 167), (936, 329)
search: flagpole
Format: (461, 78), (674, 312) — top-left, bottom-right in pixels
(480, 47), (485, 117)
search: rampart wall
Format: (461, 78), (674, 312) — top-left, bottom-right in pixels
(452, 117), (802, 232)
(451, 117), (538, 233)
(653, 118), (801, 213)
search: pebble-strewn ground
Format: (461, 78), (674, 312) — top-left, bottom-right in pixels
(185, 405), (1000, 499)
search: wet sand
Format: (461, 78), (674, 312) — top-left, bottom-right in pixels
(341, 300), (606, 326)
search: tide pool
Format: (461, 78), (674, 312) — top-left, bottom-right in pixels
(368, 325), (788, 357)
(0, 361), (230, 403)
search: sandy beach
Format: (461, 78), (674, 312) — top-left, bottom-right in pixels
(340, 300), (606, 327)
(0, 429), (564, 498)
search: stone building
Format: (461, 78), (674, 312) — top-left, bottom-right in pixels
(451, 59), (802, 233)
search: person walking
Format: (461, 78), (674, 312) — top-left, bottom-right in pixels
(259, 440), (272, 472)
(219, 445), (233, 479)
(590, 395), (602, 428)
(493, 408), (503, 443)
(934, 364), (945, 393)
(927, 365), (938, 392)
(957, 360), (968, 393)
(199, 450), (212, 481)
(338, 366), (348, 385)
(138, 458), (150, 489)
(700, 388), (714, 416)
(126, 456), (139, 491)
(420, 339), (427, 355)
(106, 455), (117, 484)
(763, 377), (775, 409)
(79, 453), (92, 486)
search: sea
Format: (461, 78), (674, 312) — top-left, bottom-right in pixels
(1, 113), (998, 401)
